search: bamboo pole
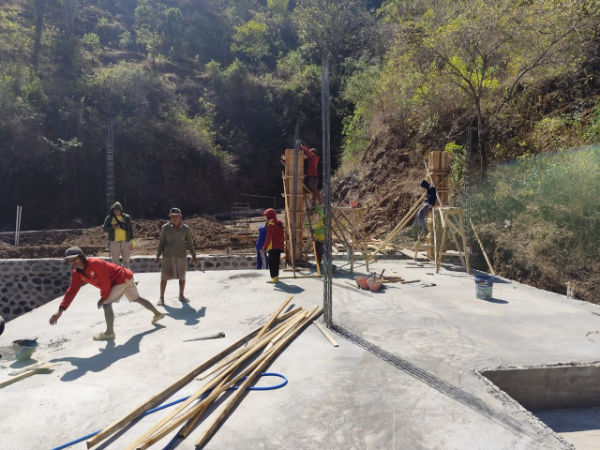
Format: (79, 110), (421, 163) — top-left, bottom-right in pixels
(194, 307), (322, 448)
(179, 308), (314, 439)
(330, 211), (354, 271)
(250, 296), (292, 345)
(336, 208), (371, 272)
(282, 172), (296, 274)
(87, 308), (300, 449)
(128, 314), (308, 449)
(132, 310), (311, 449)
(371, 193), (426, 256)
(469, 218), (495, 275)
(303, 197), (322, 277)
(87, 324), (268, 448)
(196, 307), (302, 382)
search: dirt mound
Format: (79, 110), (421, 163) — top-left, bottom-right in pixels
(333, 137), (426, 238)
(0, 215), (258, 259)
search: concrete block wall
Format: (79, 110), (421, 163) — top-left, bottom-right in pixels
(0, 255), (256, 322)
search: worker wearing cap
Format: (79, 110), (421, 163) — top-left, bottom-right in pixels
(49, 247), (165, 341)
(102, 201), (134, 268)
(156, 208), (198, 305)
(262, 208), (284, 283)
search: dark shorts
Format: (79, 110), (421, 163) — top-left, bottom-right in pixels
(306, 175), (318, 191)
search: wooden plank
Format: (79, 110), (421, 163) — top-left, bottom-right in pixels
(0, 362), (53, 388)
(436, 225), (447, 273)
(303, 196), (320, 277)
(314, 322), (339, 347)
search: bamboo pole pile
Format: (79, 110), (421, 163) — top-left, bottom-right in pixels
(86, 296), (322, 450)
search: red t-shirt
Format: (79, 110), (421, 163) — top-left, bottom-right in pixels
(302, 146), (319, 177)
(60, 258), (133, 309)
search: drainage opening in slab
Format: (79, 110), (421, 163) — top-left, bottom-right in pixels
(482, 363), (600, 448)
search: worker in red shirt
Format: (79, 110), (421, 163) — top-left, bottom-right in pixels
(301, 145), (322, 205)
(49, 247), (165, 341)
(262, 209), (285, 284)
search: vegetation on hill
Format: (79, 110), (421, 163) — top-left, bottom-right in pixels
(0, 0), (379, 229)
(333, 0), (600, 301)
(1, 0), (599, 299)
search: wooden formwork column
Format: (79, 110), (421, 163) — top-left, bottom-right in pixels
(427, 151), (451, 258)
(429, 151), (450, 205)
(282, 148), (307, 264)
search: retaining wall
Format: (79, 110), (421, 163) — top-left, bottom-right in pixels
(0, 255), (256, 321)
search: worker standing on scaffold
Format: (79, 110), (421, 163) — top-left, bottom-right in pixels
(301, 144), (322, 205)
(416, 180), (437, 231)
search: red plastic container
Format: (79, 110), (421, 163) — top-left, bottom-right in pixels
(355, 277), (369, 289)
(367, 279), (382, 292)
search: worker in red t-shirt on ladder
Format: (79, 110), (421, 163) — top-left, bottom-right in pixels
(301, 144), (322, 206)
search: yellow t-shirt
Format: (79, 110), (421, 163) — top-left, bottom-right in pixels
(111, 216), (127, 242)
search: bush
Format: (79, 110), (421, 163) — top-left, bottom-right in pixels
(469, 147), (600, 260)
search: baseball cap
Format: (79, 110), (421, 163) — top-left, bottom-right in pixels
(64, 246), (84, 260)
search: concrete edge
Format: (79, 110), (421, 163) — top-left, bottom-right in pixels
(473, 368), (576, 450)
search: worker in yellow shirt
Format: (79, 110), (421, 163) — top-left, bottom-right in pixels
(102, 201), (134, 268)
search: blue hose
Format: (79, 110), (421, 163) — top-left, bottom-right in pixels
(51, 372), (287, 450)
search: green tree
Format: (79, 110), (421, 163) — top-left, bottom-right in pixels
(384, 0), (598, 171)
(135, 0), (165, 65)
(231, 19), (270, 66)
(163, 7), (184, 58)
(294, 0), (372, 67)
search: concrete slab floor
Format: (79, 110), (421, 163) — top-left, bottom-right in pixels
(1, 258), (599, 449)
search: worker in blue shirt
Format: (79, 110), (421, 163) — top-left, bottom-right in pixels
(255, 220), (269, 270)
(416, 180), (437, 230)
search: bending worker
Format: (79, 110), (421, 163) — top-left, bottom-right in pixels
(49, 247), (165, 341)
